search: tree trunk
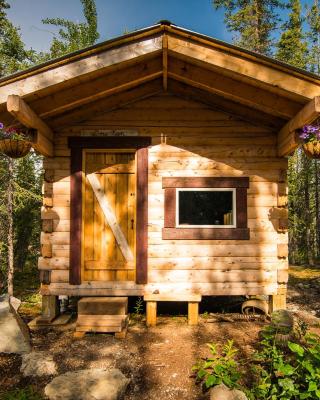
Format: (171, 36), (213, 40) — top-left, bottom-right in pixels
(304, 156), (313, 265)
(7, 158), (14, 297)
(315, 161), (320, 262)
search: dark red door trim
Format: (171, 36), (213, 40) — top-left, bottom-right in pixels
(68, 136), (151, 285)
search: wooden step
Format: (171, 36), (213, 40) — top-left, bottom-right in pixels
(78, 297), (128, 315)
(77, 315), (128, 327)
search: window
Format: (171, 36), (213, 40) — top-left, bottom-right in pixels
(162, 177), (250, 240)
(177, 189), (236, 227)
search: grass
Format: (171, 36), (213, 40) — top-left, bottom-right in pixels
(13, 264), (41, 319)
(289, 265), (320, 282)
(0, 386), (43, 400)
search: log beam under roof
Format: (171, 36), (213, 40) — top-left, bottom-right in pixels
(49, 79), (163, 128)
(278, 96), (320, 157)
(162, 34), (168, 91)
(7, 95), (53, 157)
(168, 58), (303, 119)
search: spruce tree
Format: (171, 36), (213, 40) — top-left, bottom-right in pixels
(0, 1), (35, 77)
(213, 0), (286, 55)
(306, 0), (320, 74)
(276, 0), (308, 68)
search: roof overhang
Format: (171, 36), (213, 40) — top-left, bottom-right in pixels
(0, 23), (319, 157)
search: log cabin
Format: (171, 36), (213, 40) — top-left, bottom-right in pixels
(0, 22), (320, 328)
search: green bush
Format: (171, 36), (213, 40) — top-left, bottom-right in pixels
(192, 340), (245, 391)
(192, 320), (320, 399)
(252, 325), (320, 399)
(0, 386), (43, 400)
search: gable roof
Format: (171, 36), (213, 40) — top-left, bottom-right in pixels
(0, 22), (319, 157)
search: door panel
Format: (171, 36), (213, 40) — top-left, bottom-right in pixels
(83, 151), (136, 281)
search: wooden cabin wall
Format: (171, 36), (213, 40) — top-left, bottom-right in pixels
(39, 94), (288, 296)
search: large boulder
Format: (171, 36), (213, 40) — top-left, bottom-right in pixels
(45, 368), (130, 400)
(210, 383), (248, 400)
(21, 351), (58, 377)
(0, 294), (31, 354)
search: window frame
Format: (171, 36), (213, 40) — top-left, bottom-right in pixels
(162, 177), (250, 240)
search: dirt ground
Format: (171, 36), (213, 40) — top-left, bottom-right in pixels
(1, 265), (320, 400)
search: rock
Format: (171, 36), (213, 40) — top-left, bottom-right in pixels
(21, 351), (58, 377)
(45, 368), (130, 400)
(0, 294), (31, 354)
(210, 384), (248, 400)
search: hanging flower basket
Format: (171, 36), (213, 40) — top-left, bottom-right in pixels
(0, 123), (32, 159)
(298, 122), (320, 159)
(302, 141), (320, 159)
(0, 139), (32, 158)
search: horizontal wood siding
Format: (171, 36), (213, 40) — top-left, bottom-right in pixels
(40, 93), (288, 296)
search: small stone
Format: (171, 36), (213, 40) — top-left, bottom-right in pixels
(210, 383), (248, 400)
(21, 351), (58, 377)
(297, 283), (304, 289)
(45, 368), (130, 400)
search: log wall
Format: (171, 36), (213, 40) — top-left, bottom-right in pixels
(39, 94), (288, 296)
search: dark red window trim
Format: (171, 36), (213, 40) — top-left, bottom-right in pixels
(68, 136), (151, 285)
(162, 177), (250, 240)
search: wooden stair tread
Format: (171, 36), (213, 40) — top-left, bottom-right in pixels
(78, 297), (128, 315)
(77, 315), (128, 327)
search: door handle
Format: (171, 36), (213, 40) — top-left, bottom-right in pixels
(131, 219), (134, 229)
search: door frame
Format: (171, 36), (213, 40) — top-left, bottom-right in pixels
(68, 136), (151, 285)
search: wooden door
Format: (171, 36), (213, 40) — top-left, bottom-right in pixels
(82, 151), (136, 281)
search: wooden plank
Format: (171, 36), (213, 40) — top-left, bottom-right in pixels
(6, 95), (54, 157)
(148, 270), (276, 284)
(162, 228), (250, 240)
(147, 244), (277, 258)
(146, 301), (157, 327)
(162, 177), (249, 188)
(168, 72), (296, 120)
(136, 147), (149, 284)
(77, 315), (127, 327)
(163, 188), (176, 228)
(41, 244), (52, 258)
(50, 80), (162, 128)
(168, 60), (301, 119)
(144, 293), (201, 301)
(277, 244), (288, 258)
(7, 95), (53, 140)
(278, 97), (320, 156)
(188, 302), (199, 325)
(167, 34), (318, 99)
(236, 188), (248, 228)
(42, 71), (162, 118)
(32, 130), (54, 157)
(87, 173), (134, 262)
(35, 56), (162, 117)
(0, 35), (162, 103)
(38, 295), (59, 323)
(168, 80), (285, 129)
(269, 286), (287, 312)
(163, 34), (168, 91)
(69, 147), (82, 285)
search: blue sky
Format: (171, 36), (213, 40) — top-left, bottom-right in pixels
(7, 0), (314, 52)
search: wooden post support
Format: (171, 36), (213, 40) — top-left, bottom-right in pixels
(146, 301), (157, 327)
(188, 302), (199, 326)
(269, 285), (287, 313)
(37, 295), (59, 324)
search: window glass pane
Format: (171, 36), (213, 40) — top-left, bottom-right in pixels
(178, 190), (234, 226)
